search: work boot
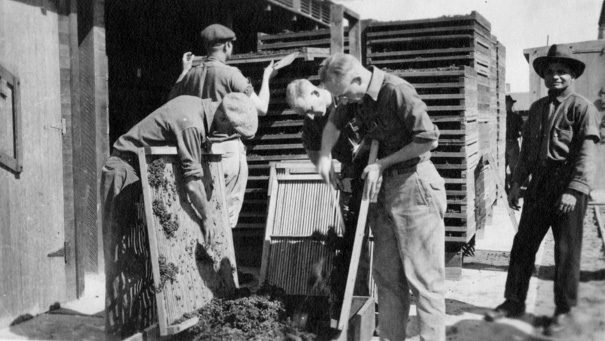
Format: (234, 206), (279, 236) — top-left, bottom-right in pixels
(543, 310), (575, 337)
(484, 300), (526, 321)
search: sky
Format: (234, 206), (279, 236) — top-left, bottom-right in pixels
(333, 0), (603, 92)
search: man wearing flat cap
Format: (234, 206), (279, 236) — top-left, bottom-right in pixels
(169, 23), (277, 229)
(101, 93), (257, 338)
(505, 94), (523, 192)
(485, 45), (600, 337)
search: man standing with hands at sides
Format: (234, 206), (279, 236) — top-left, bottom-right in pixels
(484, 45), (600, 338)
(316, 53), (446, 341)
(169, 23), (278, 229)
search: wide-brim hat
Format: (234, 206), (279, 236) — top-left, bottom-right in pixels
(219, 93), (258, 139)
(532, 44), (585, 78)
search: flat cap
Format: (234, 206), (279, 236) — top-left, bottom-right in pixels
(200, 24), (236, 46)
(219, 93), (258, 139)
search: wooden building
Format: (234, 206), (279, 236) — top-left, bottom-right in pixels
(0, 0), (506, 329)
(0, 0), (350, 328)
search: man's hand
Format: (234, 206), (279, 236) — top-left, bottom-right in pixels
(361, 163), (383, 202)
(316, 155), (341, 189)
(557, 192), (577, 214)
(263, 60), (278, 81)
(202, 222), (219, 245)
(508, 182), (521, 210)
(182, 52), (193, 73)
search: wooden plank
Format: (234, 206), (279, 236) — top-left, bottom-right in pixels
(369, 54), (475, 66)
(258, 29), (331, 42)
(367, 25), (484, 38)
(137, 147), (238, 336)
(258, 164), (278, 290)
(330, 3), (345, 54)
(348, 18), (363, 61)
(594, 206), (605, 250)
(337, 139), (379, 331)
(368, 33), (474, 45)
(166, 316), (199, 335)
(247, 143), (304, 151)
(247, 154), (309, 162)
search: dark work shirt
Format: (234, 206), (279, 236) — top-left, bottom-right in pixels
(330, 66), (439, 162)
(512, 88), (600, 194)
(302, 103), (362, 165)
(113, 96), (218, 180)
(168, 56), (254, 101)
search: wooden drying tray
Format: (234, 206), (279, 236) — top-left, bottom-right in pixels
(191, 47), (330, 67)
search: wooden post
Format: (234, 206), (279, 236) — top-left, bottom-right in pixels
(330, 4), (344, 54)
(68, 0), (85, 298)
(348, 17), (362, 61)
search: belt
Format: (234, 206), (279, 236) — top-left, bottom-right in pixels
(382, 159), (425, 177)
(111, 150), (138, 168)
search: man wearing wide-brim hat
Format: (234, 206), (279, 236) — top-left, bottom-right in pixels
(485, 45), (601, 337)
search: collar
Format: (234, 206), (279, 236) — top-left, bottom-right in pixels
(366, 66), (385, 102)
(206, 55), (226, 64)
(548, 87), (573, 104)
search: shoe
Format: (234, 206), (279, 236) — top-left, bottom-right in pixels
(484, 300), (526, 321)
(543, 311), (573, 337)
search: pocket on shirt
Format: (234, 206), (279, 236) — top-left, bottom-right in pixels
(552, 127), (573, 157)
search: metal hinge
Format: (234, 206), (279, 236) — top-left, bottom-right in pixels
(49, 118), (67, 136)
(47, 241), (69, 264)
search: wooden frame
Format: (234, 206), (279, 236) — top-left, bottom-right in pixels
(0, 64), (22, 174)
(137, 146), (238, 336)
(259, 161), (344, 296)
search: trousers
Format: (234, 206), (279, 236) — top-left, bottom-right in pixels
(211, 138), (248, 228)
(504, 167), (587, 313)
(370, 161), (446, 341)
(100, 156), (156, 339)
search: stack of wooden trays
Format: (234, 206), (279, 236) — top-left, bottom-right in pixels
(226, 48), (329, 266)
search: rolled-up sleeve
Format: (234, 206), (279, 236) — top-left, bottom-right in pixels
(177, 127), (205, 180)
(230, 70), (254, 97)
(392, 84), (439, 142)
(568, 104), (600, 194)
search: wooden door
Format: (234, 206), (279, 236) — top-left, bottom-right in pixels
(0, 0), (69, 327)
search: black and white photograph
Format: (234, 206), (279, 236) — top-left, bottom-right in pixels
(1, 0), (604, 340)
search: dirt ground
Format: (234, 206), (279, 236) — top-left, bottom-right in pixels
(1, 202), (604, 341)
(530, 206), (605, 340)
(437, 204), (605, 341)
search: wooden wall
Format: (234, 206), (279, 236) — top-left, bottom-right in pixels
(0, 0), (69, 327)
(524, 40), (605, 191)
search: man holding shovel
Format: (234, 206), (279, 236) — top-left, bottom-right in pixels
(317, 53), (446, 341)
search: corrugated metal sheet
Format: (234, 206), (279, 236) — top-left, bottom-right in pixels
(261, 163), (345, 296)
